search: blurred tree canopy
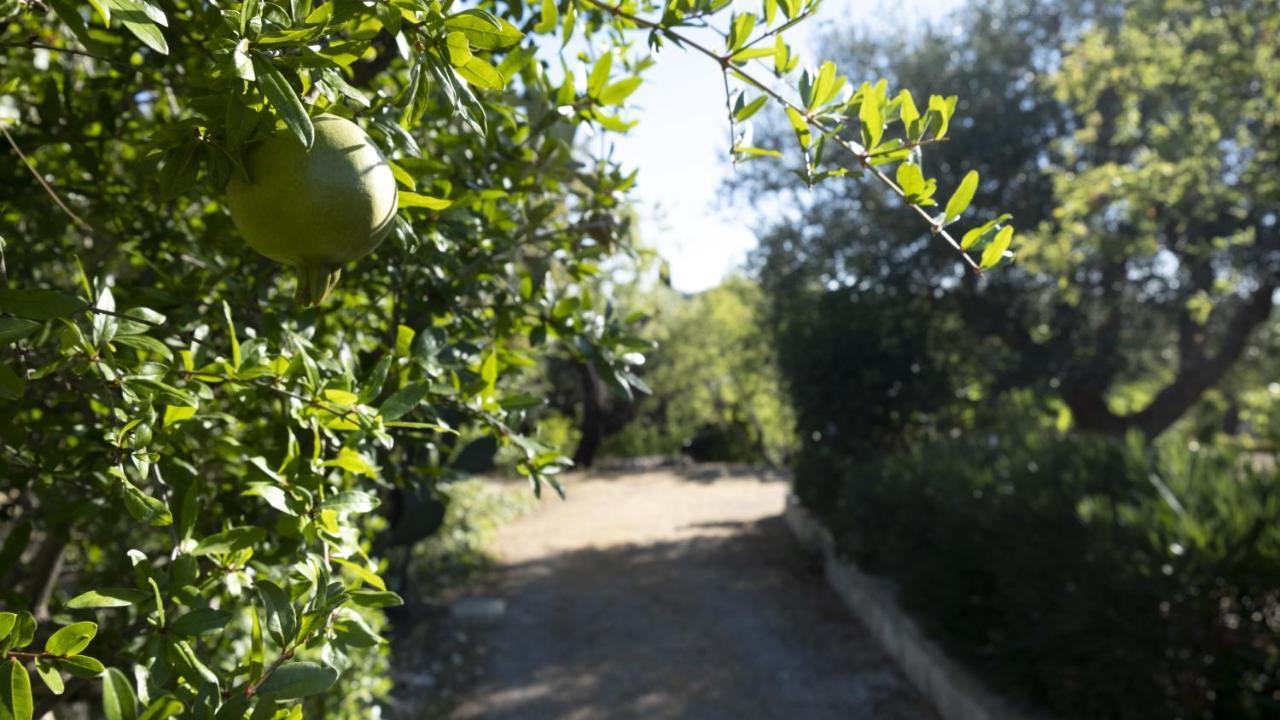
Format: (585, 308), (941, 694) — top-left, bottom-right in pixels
(747, 0), (1280, 445)
(600, 276), (796, 465)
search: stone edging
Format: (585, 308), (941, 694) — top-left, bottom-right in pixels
(784, 495), (1033, 720)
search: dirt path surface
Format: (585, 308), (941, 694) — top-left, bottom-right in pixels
(449, 465), (935, 720)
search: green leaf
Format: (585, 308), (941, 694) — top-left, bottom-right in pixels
(858, 84), (883, 150)
(123, 377), (196, 408)
(11, 613), (34, 649)
(0, 615), (13, 642)
(387, 162), (416, 191)
(444, 12), (523, 50)
(169, 609), (232, 636)
(445, 31), (472, 66)
(322, 447), (377, 478)
(599, 77), (641, 106)
(730, 47), (775, 63)
(191, 527), (265, 556)
(0, 365), (23, 401)
(896, 163), (925, 197)
(0, 319), (39, 345)
(162, 404), (196, 427)
(397, 192), (453, 211)
(102, 668), (137, 720)
(56, 655), (105, 679)
(222, 301), (241, 371)
(379, 382), (428, 421)
(318, 490), (379, 514)
(120, 481), (173, 527)
(332, 611), (382, 647)
(809, 61), (840, 108)
(587, 52), (612, 97)
(136, 696), (183, 720)
(243, 482), (294, 515)
(455, 56), (504, 91)
(899, 89), (919, 125)
(146, 577), (164, 627)
(256, 580), (297, 647)
(482, 349), (499, 386)
(107, 0), (168, 54)
(33, 660), (62, 696)
(728, 13), (755, 50)
(166, 640), (219, 691)
(67, 588), (149, 609)
(960, 213), (1012, 250)
(533, 0), (557, 33)
(45, 621), (97, 657)
(943, 170), (979, 226)
(0, 289), (84, 320)
(980, 225), (1015, 269)
(255, 662), (338, 700)
(782, 107), (810, 153)
(112, 334), (173, 361)
(332, 558), (387, 591)
(928, 94), (957, 139)
(346, 589), (404, 609)
(87, 0), (109, 24)
(734, 95), (768, 122)
(249, 604), (264, 682)
(251, 51), (314, 150)
(232, 38), (254, 81)
(0, 658), (33, 720)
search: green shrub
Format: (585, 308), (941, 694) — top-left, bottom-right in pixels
(803, 431), (1280, 718)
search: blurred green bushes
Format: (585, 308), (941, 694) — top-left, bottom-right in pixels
(604, 277), (795, 464)
(536, 276), (797, 466)
(806, 427), (1280, 718)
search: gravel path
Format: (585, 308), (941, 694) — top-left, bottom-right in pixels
(449, 465), (934, 720)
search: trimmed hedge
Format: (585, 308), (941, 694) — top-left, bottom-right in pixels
(799, 432), (1280, 718)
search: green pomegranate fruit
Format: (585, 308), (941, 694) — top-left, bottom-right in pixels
(227, 114), (398, 307)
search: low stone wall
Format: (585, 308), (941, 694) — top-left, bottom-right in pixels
(784, 496), (1035, 720)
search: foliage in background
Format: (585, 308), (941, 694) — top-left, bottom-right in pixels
(812, 424), (1280, 718)
(406, 479), (534, 600)
(601, 276), (795, 465)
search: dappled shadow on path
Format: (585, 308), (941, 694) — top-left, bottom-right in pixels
(452, 517), (930, 720)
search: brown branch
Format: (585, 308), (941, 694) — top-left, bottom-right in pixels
(1, 124), (95, 233)
(1135, 280), (1276, 437)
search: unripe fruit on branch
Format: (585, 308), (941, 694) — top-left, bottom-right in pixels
(227, 114), (398, 307)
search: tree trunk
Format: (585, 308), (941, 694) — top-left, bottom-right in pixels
(572, 361), (604, 468)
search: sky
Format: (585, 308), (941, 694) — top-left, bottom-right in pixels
(605, 0), (966, 292)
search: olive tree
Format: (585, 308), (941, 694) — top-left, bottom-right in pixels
(0, 0), (1003, 715)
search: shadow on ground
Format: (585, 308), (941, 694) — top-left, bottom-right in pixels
(452, 515), (930, 720)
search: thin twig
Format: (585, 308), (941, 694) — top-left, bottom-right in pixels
(1, 124), (95, 233)
(580, 0), (984, 274)
(0, 41), (140, 72)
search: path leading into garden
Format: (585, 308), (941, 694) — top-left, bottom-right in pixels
(449, 465), (934, 720)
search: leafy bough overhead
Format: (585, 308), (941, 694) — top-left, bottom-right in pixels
(0, 0), (1006, 716)
(571, 0), (1015, 273)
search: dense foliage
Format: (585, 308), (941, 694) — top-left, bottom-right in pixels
(814, 425), (1280, 718)
(598, 276), (795, 464)
(0, 0), (1009, 714)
